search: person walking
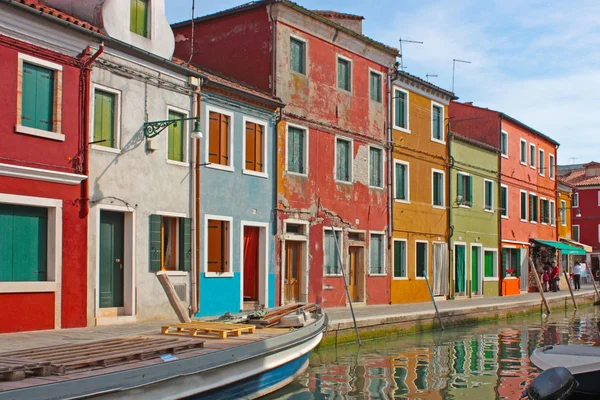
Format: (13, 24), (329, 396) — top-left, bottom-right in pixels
(550, 263), (560, 292)
(542, 268), (550, 292)
(573, 262), (582, 290)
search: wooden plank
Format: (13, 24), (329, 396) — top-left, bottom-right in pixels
(156, 271), (191, 323)
(0, 338), (135, 358)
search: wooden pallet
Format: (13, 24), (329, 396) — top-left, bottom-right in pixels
(161, 322), (256, 339)
(0, 336), (205, 376)
(249, 303), (317, 328)
(0, 356), (52, 382)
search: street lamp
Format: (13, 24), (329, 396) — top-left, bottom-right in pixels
(143, 117), (203, 139)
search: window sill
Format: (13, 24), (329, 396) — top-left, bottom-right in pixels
(415, 277), (426, 280)
(503, 276), (518, 280)
(337, 88), (352, 95)
(430, 138), (446, 145)
(501, 154), (509, 159)
(520, 161), (527, 166)
(432, 205), (445, 210)
(166, 160), (189, 168)
(285, 171), (308, 178)
(520, 219), (528, 222)
(395, 199), (410, 204)
(369, 185), (385, 190)
(530, 165), (536, 170)
(204, 272), (234, 278)
(335, 179), (353, 186)
(91, 144), (121, 154)
(394, 127), (411, 134)
(484, 209), (494, 214)
(393, 277), (409, 281)
(501, 215), (509, 219)
(243, 169), (268, 179)
(159, 271), (189, 277)
(324, 274), (343, 278)
(205, 164), (234, 173)
(530, 221), (538, 225)
(484, 277), (499, 281)
(290, 70), (308, 78)
(368, 273), (387, 277)
(459, 205), (472, 209)
(369, 99), (383, 105)
(0, 281), (57, 293)
(15, 125), (65, 142)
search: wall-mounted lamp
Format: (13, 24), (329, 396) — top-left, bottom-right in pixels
(143, 117), (203, 139)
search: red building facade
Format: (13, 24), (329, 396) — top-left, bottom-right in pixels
(173, 1), (398, 307)
(0, 4), (91, 332)
(450, 102), (559, 295)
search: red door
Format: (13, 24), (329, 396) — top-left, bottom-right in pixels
(243, 227), (260, 301)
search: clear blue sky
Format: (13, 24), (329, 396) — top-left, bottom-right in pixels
(167, 0), (600, 165)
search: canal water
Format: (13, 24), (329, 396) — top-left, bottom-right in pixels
(268, 306), (600, 399)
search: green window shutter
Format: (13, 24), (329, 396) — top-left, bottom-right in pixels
(287, 127), (305, 173)
(370, 72), (381, 102)
(168, 110), (184, 162)
(22, 63), (54, 132)
(370, 148), (382, 187)
(395, 90), (406, 128)
(21, 63), (37, 129)
(432, 106), (442, 140)
(501, 186), (507, 216)
(433, 172), (443, 206)
(338, 58), (350, 91)
(179, 217), (191, 272)
(370, 235), (382, 274)
(149, 214), (162, 272)
(131, 0), (148, 36)
(511, 249), (520, 276)
(416, 243), (426, 277)
(521, 192), (526, 220)
(336, 139), (350, 182)
(94, 90), (115, 148)
(484, 251), (494, 277)
(396, 164), (405, 200)
(467, 176), (473, 204)
(394, 241), (405, 278)
(290, 38), (304, 74)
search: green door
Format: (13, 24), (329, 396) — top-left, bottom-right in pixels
(455, 245), (466, 294)
(471, 247), (480, 294)
(99, 211), (124, 308)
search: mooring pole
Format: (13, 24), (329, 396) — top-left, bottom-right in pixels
(530, 257), (550, 315)
(425, 274), (444, 330)
(564, 270), (578, 310)
(330, 222), (361, 345)
(585, 264), (599, 297)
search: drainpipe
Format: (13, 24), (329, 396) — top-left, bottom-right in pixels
(192, 78), (204, 316)
(269, 3), (277, 96)
(386, 71), (394, 240)
(498, 115), (504, 296)
(80, 43), (104, 218)
(448, 124), (454, 300)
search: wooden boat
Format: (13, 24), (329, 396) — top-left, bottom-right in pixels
(530, 344), (600, 397)
(0, 305), (327, 399)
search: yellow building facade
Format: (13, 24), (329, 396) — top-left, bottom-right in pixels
(557, 182), (573, 240)
(390, 73), (455, 304)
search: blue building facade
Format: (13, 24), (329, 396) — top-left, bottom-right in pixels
(197, 87), (280, 317)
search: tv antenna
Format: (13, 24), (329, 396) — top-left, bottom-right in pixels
(399, 38), (423, 70)
(452, 58), (471, 92)
(426, 74), (438, 82)
(570, 157), (578, 164)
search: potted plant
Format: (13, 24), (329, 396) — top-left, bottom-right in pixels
(506, 269), (516, 278)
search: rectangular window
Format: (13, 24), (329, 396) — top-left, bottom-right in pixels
(287, 125), (307, 174)
(167, 110), (185, 162)
(244, 121), (264, 173)
(502, 248), (521, 278)
(150, 214), (191, 272)
(22, 62), (54, 132)
(529, 194), (538, 222)
(539, 149), (545, 175)
(370, 71), (382, 102)
(290, 37), (306, 74)
(370, 233), (384, 275)
(0, 204), (48, 282)
(530, 144), (536, 168)
(501, 185), (508, 217)
(337, 57), (351, 91)
(560, 200), (567, 226)
(484, 180), (493, 211)
(130, 0), (148, 37)
(457, 173), (473, 206)
(369, 147), (383, 188)
(394, 88), (408, 129)
(573, 225), (580, 242)
(549, 154), (555, 179)
(500, 131), (508, 157)
(573, 193), (579, 208)
(598, 224), (600, 243)
(432, 104), (444, 142)
(206, 219), (229, 274)
(433, 170), (444, 207)
(521, 191), (528, 221)
(550, 200), (556, 226)
(324, 230), (342, 275)
(335, 138), (352, 182)
(208, 111), (231, 167)
(484, 250), (498, 278)
(93, 89), (116, 148)
(598, 191), (600, 207)
(416, 242), (428, 278)
(540, 199), (549, 224)
(520, 139), (527, 164)
(395, 162), (409, 201)
(393, 240), (407, 278)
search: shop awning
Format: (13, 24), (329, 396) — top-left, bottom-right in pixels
(531, 239), (586, 255)
(560, 238), (593, 253)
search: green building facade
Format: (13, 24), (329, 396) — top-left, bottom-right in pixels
(450, 134), (501, 298)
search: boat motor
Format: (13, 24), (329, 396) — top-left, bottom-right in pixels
(525, 367), (578, 400)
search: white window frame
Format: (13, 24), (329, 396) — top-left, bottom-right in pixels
(334, 136), (353, 184)
(203, 214), (234, 278)
(431, 168), (445, 209)
(483, 248), (499, 281)
(323, 227), (343, 277)
(550, 200), (556, 226)
(204, 105), (235, 172)
(242, 115), (269, 178)
(336, 54), (353, 93)
(368, 231), (386, 276)
(573, 192), (579, 208)
(368, 68), (383, 103)
(368, 145), (385, 189)
(519, 138), (527, 165)
(285, 122), (309, 176)
(16, 53), (64, 141)
(530, 192), (538, 224)
(500, 130), (508, 158)
(501, 184), (509, 219)
(520, 189), (528, 222)
(484, 179), (494, 213)
(457, 171), (471, 208)
(540, 197), (548, 225)
(90, 83), (122, 154)
(165, 105), (189, 167)
(573, 225), (580, 242)
(529, 143), (536, 169)
(289, 34), (308, 76)
(392, 238), (408, 280)
(282, 218), (309, 240)
(549, 154), (555, 180)
(539, 148), (545, 176)
(560, 200), (567, 227)
(415, 240), (429, 280)
(392, 86), (410, 133)
(393, 159), (410, 204)
(430, 101), (445, 144)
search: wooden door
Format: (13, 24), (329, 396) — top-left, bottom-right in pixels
(348, 247), (359, 302)
(99, 211), (124, 308)
(285, 241), (301, 303)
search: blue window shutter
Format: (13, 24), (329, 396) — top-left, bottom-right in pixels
(149, 214), (162, 272)
(179, 217), (191, 272)
(35, 64), (54, 131)
(21, 63), (37, 129)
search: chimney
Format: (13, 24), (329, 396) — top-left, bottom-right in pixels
(464, 102), (473, 106)
(312, 10), (364, 34)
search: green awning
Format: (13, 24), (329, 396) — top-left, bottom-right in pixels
(532, 239), (586, 255)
